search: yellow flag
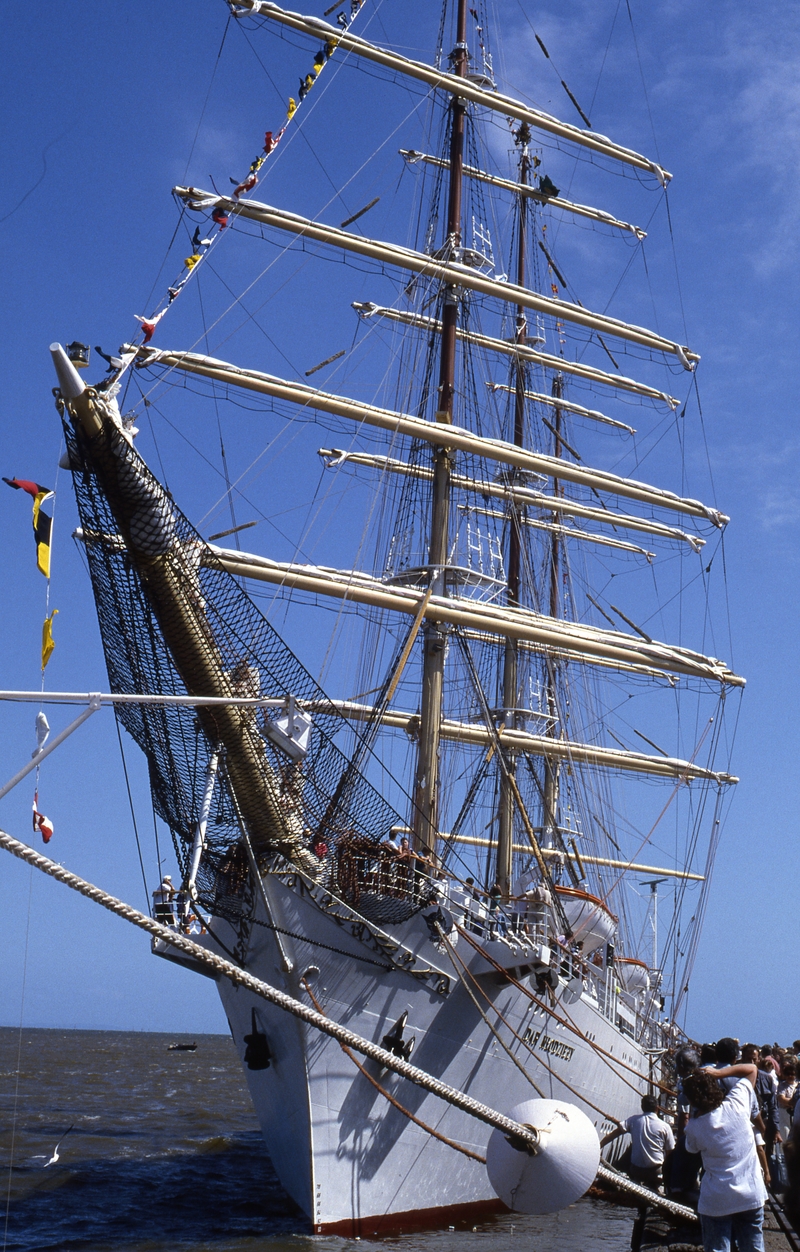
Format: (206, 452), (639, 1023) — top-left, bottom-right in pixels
(41, 609), (58, 671)
(184, 252), (202, 271)
(287, 97), (297, 120)
(32, 489), (54, 578)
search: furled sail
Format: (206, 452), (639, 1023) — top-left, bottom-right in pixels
(322, 700), (738, 785)
(130, 346), (722, 522)
(231, 1), (671, 182)
(400, 150), (647, 238)
(173, 190), (697, 366)
(485, 382), (635, 432)
(204, 544), (744, 686)
(318, 449), (706, 549)
(352, 304), (680, 408)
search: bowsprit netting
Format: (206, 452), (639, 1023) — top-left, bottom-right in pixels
(65, 413), (404, 900)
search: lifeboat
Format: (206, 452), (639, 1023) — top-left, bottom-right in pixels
(616, 956), (651, 996)
(552, 886), (617, 955)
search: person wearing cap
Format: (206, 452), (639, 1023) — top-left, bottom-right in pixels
(152, 875), (176, 924)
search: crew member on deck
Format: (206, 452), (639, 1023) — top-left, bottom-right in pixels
(601, 1094), (674, 1190)
(152, 875), (175, 924)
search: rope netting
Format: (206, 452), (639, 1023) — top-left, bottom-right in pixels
(65, 409), (405, 903)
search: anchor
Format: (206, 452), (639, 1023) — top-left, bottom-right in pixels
(243, 1007), (272, 1070)
(381, 1010), (415, 1061)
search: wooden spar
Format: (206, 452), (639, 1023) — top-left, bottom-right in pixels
(231, 0), (671, 182)
(0, 689), (299, 708)
(399, 150), (647, 238)
(198, 545), (745, 686)
(486, 382), (635, 433)
(462, 504), (656, 558)
(497, 133), (529, 896)
(132, 346), (724, 523)
(447, 834), (706, 882)
(384, 584), (434, 706)
(317, 702), (735, 781)
(319, 450), (706, 549)
(49, 345), (319, 876)
(352, 304), (680, 408)
(71, 526), (725, 681)
(71, 524), (739, 682)
(0, 688), (736, 783)
(543, 374), (564, 843)
(173, 190), (696, 365)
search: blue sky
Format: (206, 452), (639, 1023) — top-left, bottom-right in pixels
(1, 0), (798, 1049)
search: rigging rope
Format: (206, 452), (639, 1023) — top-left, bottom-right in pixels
(301, 976), (487, 1163)
(456, 924), (676, 1100)
(114, 718), (150, 905)
(438, 928), (546, 1098)
(443, 927), (635, 1121)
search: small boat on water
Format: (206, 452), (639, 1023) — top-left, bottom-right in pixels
(167, 1042), (198, 1052)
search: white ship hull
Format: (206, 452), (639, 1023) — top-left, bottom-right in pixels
(179, 875), (651, 1234)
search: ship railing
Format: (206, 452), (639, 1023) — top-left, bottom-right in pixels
(323, 850), (659, 1050)
(333, 842), (436, 916)
(206, 839), (639, 1036)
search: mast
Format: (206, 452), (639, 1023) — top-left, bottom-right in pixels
(543, 373), (564, 839)
(412, 0), (468, 857)
(497, 125), (531, 895)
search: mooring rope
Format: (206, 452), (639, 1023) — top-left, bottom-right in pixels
(0, 826), (698, 1223)
(0, 828), (536, 1146)
(595, 1162), (698, 1222)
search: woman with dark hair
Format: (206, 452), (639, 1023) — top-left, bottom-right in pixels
(683, 1062), (766, 1252)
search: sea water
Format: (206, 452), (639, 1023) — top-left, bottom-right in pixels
(0, 1027), (634, 1252)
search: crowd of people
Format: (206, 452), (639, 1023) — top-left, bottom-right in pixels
(601, 1036), (800, 1252)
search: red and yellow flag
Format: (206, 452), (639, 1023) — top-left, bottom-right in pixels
(3, 476), (54, 577)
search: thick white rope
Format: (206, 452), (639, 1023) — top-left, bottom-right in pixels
(595, 1162), (698, 1220)
(0, 828), (534, 1145)
(0, 826), (698, 1223)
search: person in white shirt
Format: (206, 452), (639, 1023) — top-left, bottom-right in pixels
(683, 1062), (766, 1252)
(601, 1094), (675, 1190)
(152, 875), (175, 924)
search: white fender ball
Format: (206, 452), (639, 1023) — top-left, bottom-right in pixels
(486, 1098), (600, 1214)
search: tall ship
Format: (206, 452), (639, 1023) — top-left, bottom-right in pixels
(23, 0), (741, 1235)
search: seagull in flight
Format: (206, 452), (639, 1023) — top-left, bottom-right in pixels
(44, 1124), (74, 1167)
